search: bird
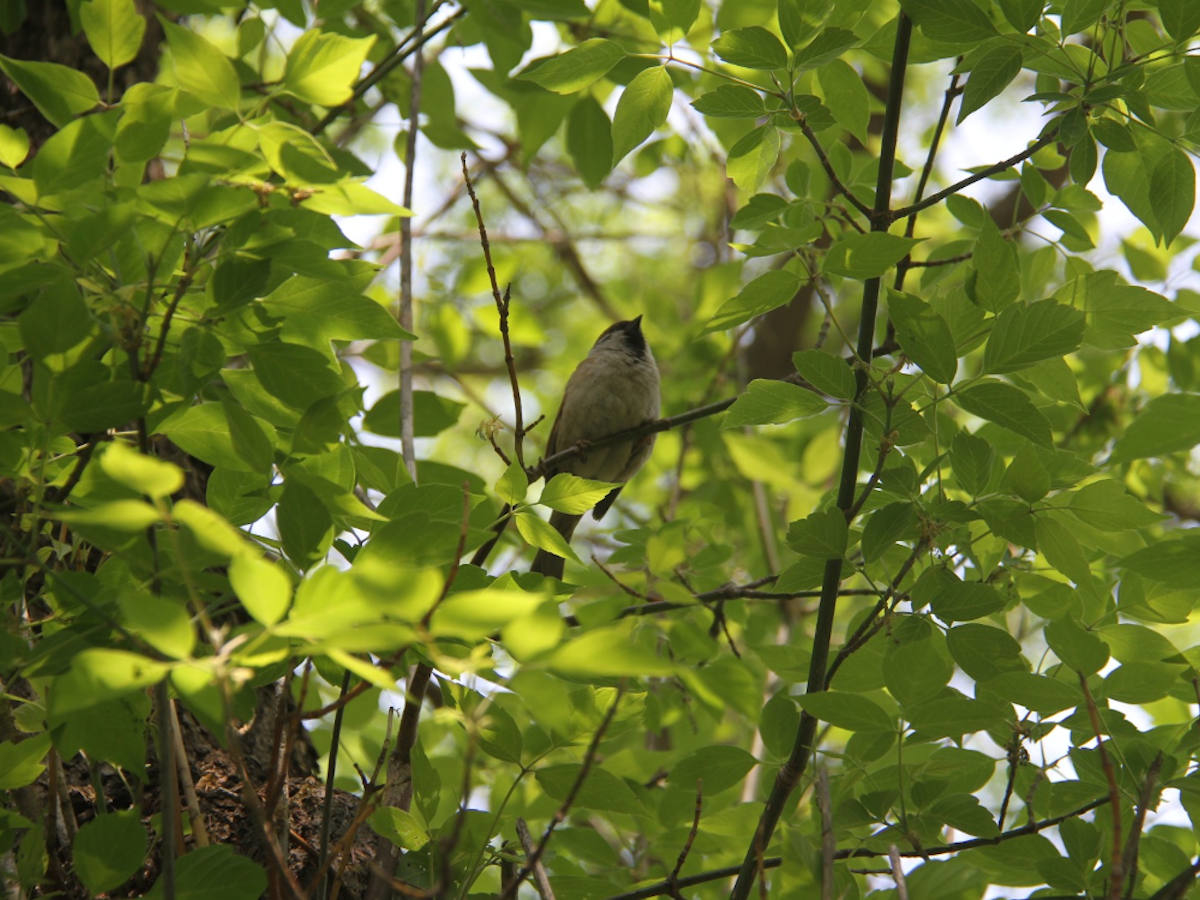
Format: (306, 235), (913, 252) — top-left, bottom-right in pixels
(531, 316), (661, 579)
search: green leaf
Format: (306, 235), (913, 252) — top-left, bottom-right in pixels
(1002, 443), (1049, 503)
(930, 578), (1006, 622)
(282, 30), (375, 106)
(998, 0), (1042, 32)
(792, 349), (856, 400)
(100, 442), (183, 499)
(824, 233), (921, 280)
(32, 111), (115, 197)
(691, 84), (765, 118)
(1060, 0), (1106, 34)
(972, 217), (1020, 312)
(56, 500), (161, 532)
(796, 691), (892, 733)
(704, 268), (801, 334)
(370, 807), (430, 851)
(566, 95), (613, 188)
(899, 0), (999, 42)
(980, 671), (1078, 715)
(649, 0), (701, 39)
(547, 623), (675, 676)
(1148, 146), (1194, 246)
(611, 66), (673, 164)
(983, 300), (1085, 373)
(725, 124), (780, 192)
(74, 812), (147, 895)
(889, 291), (958, 383)
(1105, 661), (1180, 703)
(0, 734), (50, 790)
(759, 692), (800, 758)
(950, 432), (995, 495)
(672, 746), (757, 794)
(1065, 480), (1163, 531)
(954, 380), (1052, 446)
(793, 27), (859, 71)
(160, 17), (240, 110)
(80, 0), (146, 70)
(495, 462), (528, 505)
(159, 403), (263, 472)
(959, 46), (1022, 123)
(261, 277), (407, 349)
(1159, 0), (1200, 42)
(49, 650), (169, 719)
(884, 634), (952, 705)
(861, 502), (917, 563)
(363, 390), (465, 438)
(0, 124), (30, 168)
(1119, 533), (1200, 589)
(905, 689), (1011, 739)
(712, 26), (787, 69)
(786, 507), (848, 559)
(144, 845), (266, 900)
(1045, 618), (1109, 674)
(431, 588), (543, 640)
(1110, 393), (1200, 462)
(0, 56), (100, 128)
(277, 479), (333, 568)
(539, 473), (618, 514)
(723, 379), (826, 428)
(248, 341), (344, 410)
(229, 555), (292, 626)
(535, 764), (643, 814)
(518, 39), (625, 94)
(1035, 514), (1092, 585)
(818, 58), (869, 142)
(515, 509), (578, 563)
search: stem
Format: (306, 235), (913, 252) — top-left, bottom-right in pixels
(397, 0), (427, 484)
(728, 15), (913, 899)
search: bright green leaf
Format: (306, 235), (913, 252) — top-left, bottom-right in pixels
(611, 66), (673, 164)
(797, 691), (892, 732)
(100, 442), (184, 499)
(160, 18), (240, 110)
(539, 473), (618, 514)
(889, 291), (958, 383)
(0, 56), (100, 127)
(723, 379), (826, 428)
(74, 812), (147, 895)
(712, 26), (787, 69)
(80, 0), (146, 70)
(954, 380), (1052, 446)
(282, 30), (374, 106)
(825, 233), (922, 280)
(518, 39), (626, 94)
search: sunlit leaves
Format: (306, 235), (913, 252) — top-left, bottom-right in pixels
(229, 555), (292, 626)
(724, 379), (826, 427)
(80, 0), (145, 70)
(0, 56), (99, 127)
(958, 46), (1022, 123)
(539, 473), (618, 514)
(282, 30), (375, 106)
(712, 26), (787, 70)
(691, 84), (765, 118)
(566, 95), (613, 187)
(824, 233), (922, 280)
(1148, 146), (1195, 245)
(704, 268), (801, 333)
(982, 301), (1085, 373)
(73, 812), (147, 895)
(160, 18), (240, 110)
(1110, 393), (1200, 461)
(611, 66), (673, 164)
(796, 691), (892, 733)
(899, 0), (998, 43)
(793, 28), (859, 71)
(954, 380), (1053, 446)
(889, 291), (957, 383)
(518, 39), (625, 94)
(100, 442), (184, 499)
(726, 124), (781, 192)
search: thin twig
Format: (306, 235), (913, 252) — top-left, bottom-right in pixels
(794, 115), (874, 221)
(462, 153), (527, 471)
(1122, 752), (1163, 899)
(607, 795), (1109, 899)
(316, 668), (352, 900)
(168, 699), (210, 846)
(817, 768), (834, 900)
(396, 0), (427, 484)
(889, 127), (1059, 223)
(666, 781), (703, 897)
(1079, 672), (1123, 900)
(889, 845), (909, 900)
(516, 818), (556, 900)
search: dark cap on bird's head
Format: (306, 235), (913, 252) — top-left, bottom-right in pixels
(595, 315), (648, 357)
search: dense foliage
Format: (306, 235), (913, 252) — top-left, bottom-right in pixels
(2, 0), (1200, 897)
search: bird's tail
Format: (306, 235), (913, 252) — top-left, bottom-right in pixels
(530, 510), (583, 579)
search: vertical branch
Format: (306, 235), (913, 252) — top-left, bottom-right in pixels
(1080, 673), (1124, 900)
(155, 681), (178, 898)
(728, 14), (913, 900)
(461, 153), (528, 472)
(397, 0), (428, 483)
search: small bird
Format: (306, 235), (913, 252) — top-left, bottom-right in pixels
(531, 316), (661, 578)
